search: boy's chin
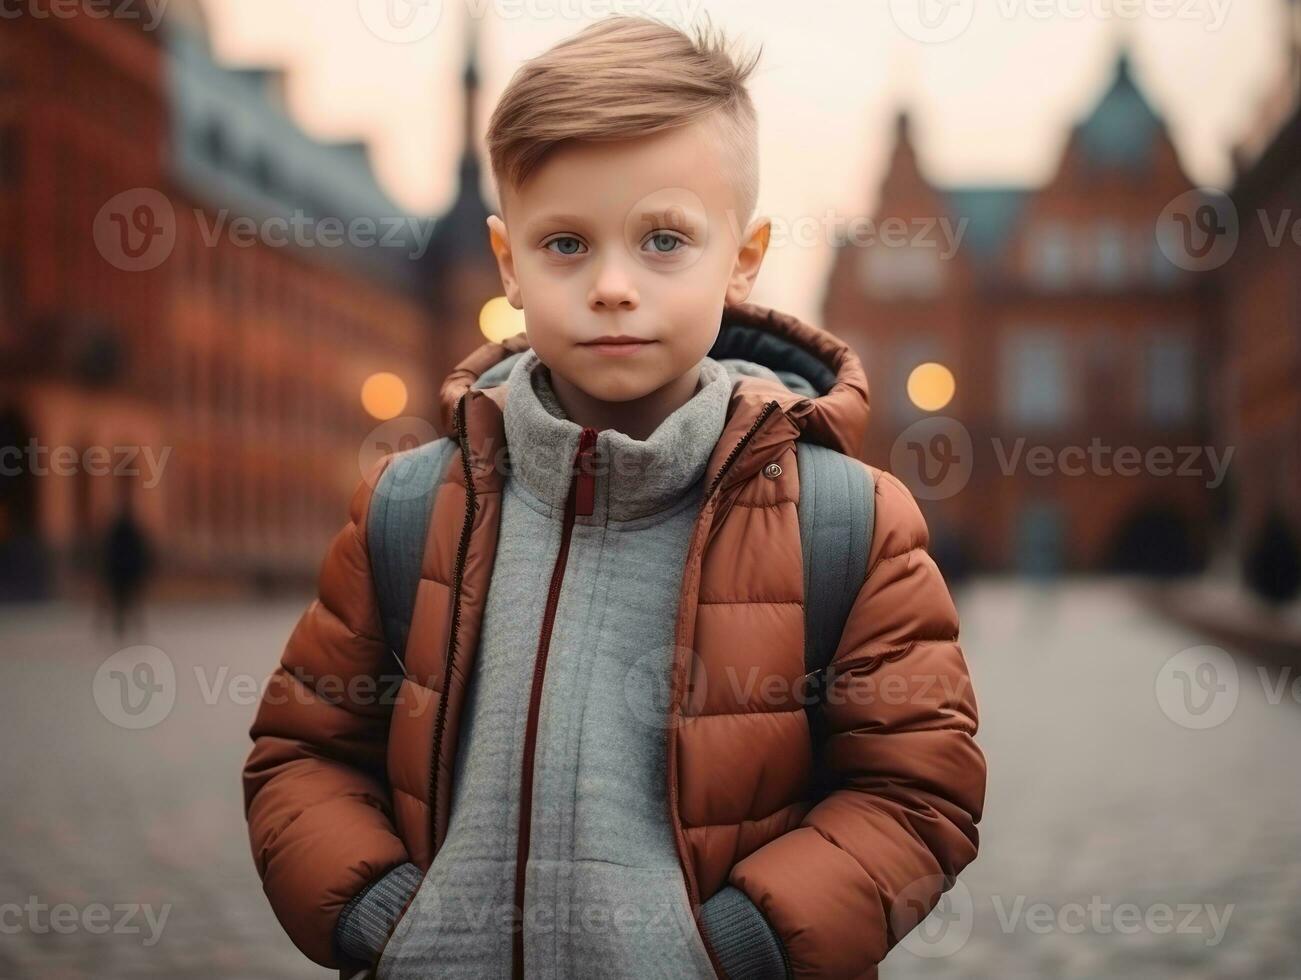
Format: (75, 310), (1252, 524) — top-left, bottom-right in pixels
(561, 376), (666, 405)
(554, 358), (690, 403)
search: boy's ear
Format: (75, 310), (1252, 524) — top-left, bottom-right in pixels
(725, 215), (771, 306)
(486, 214), (522, 308)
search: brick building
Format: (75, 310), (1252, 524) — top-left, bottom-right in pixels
(1220, 0), (1301, 589)
(823, 52), (1220, 575)
(0, 2), (460, 597)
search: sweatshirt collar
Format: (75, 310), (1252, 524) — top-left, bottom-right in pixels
(502, 349), (731, 522)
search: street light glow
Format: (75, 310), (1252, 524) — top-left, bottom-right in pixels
(480, 296), (525, 343)
(907, 362), (955, 412)
(361, 372), (408, 420)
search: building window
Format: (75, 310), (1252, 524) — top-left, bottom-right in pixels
(202, 120), (226, 164)
(251, 152), (277, 194)
(1026, 223), (1073, 290)
(1145, 333), (1195, 425)
(1002, 328), (1070, 427)
(1150, 230), (1183, 287)
(1016, 500), (1065, 576)
(859, 245), (945, 300)
(1094, 221), (1128, 288)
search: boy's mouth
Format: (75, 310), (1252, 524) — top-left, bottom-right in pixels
(580, 335), (656, 357)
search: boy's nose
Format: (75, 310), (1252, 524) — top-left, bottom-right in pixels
(587, 259), (639, 310)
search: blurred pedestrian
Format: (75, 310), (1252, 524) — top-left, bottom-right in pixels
(101, 482), (152, 639)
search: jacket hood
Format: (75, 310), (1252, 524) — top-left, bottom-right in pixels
(439, 302), (869, 456)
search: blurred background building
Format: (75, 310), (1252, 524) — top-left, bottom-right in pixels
(0, 0), (1298, 612)
(824, 52), (1218, 577)
(0, 1), (502, 597)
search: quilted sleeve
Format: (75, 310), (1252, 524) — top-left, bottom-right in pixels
(241, 456), (414, 968)
(727, 469), (987, 977)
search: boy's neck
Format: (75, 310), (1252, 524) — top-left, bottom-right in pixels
(544, 361), (704, 442)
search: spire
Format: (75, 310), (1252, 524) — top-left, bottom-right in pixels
(461, 15), (481, 176)
(894, 109), (912, 144)
(1114, 46), (1132, 82)
(882, 40), (920, 182)
(1108, 13), (1134, 71)
(877, 104), (926, 202)
(422, 11), (494, 280)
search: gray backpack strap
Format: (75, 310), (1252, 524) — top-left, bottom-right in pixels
(796, 441), (875, 727)
(366, 437), (456, 668)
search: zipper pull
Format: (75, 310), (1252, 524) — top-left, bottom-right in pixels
(573, 427), (599, 516)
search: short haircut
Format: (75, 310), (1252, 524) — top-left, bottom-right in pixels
(486, 14), (761, 224)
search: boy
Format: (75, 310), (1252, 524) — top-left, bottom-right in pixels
(243, 15), (985, 980)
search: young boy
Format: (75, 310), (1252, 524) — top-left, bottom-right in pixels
(243, 15), (985, 980)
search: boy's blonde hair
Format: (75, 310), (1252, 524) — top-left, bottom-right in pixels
(486, 15), (761, 223)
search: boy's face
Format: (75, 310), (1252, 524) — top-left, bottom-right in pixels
(486, 118), (771, 405)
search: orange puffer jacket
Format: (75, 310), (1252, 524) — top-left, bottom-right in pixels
(242, 302), (987, 979)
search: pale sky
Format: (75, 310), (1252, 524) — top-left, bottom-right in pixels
(200, 0), (1287, 321)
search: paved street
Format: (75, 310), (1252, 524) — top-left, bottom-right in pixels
(1, 580), (1298, 979)
(887, 580), (1301, 980)
(0, 599), (318, 980)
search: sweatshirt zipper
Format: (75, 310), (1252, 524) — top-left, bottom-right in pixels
(512, 424), (599, 980)
(430, 396), (781, 976)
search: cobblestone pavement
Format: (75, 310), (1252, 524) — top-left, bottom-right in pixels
(885, 580), (1301, 980)
(1, 580), (1298, 979)
(0, 599), (318, 980)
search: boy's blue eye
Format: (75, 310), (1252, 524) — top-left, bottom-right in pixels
(545, 236), (584, 255)
(645, 232), (684, 254)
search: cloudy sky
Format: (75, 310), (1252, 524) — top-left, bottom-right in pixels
(200, 0), (1288, 320)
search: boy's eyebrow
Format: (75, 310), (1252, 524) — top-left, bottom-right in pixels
(524, 212), (591, 232)
(523, 202), (707, 237)
(632, 203), (704, 226)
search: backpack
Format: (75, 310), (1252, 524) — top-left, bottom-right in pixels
(366, 437), (875, 752)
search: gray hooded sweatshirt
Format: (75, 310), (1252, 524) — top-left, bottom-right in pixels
(337, 350), (789, 980)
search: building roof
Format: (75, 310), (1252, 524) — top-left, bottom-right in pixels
(901, 51), (1166, 263)
(1074, 51), (1165, 171)
(1232, 97), (1301, 206)
(163, 21), (427, 294)
(941, 187), (1030, 259)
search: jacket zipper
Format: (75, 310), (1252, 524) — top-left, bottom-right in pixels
(512, 424), (599, 980)
(704, 400), (781, 500)
(428, 392), (479, 853)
